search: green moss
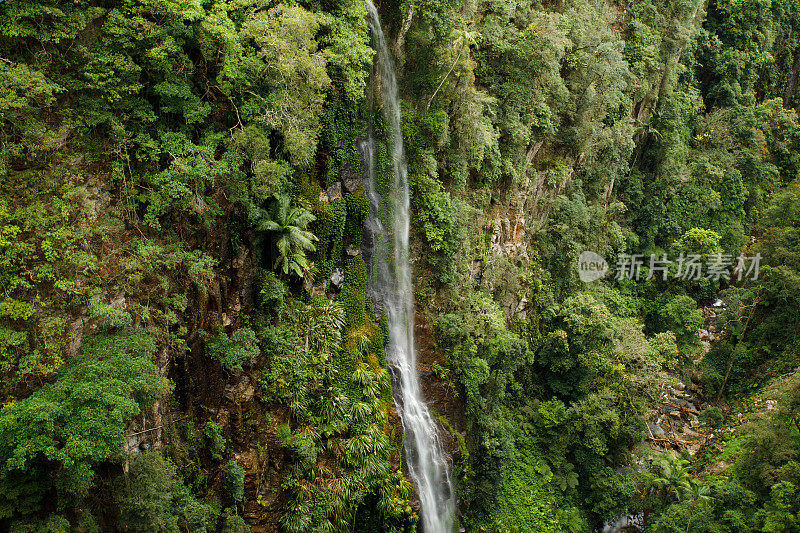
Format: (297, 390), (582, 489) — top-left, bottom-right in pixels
(310, 196), (348, 281)
(344, 191), (369, 247)
(327, 199), (348, 277)
(340, 256), (368, 329)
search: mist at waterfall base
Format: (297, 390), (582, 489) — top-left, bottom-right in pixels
(361, 2), (456, 532)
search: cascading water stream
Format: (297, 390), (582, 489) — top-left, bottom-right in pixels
(362, 2), (455, 532)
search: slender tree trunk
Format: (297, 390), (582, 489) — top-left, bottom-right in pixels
(633, 0), (706, 160)
(718, 291), (760, 400)
(393, 5), (415, 61)
(783, 47), (800, 108)
(425, 49), (462, 111)
(604, 175), (615, 207)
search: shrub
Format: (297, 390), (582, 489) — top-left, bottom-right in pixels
(252, 159), (290, 200)
(257, 271), (287, 315)
(661, 295), (704, 347)
(117, 452), (215, 533)
(206, 328), (260, 370)
(87, 289), (133, 329)
(223, 459), (246, 504)
(672, 228), (723, 256)
(221, 508), (250, 533)
(700, 406), (725, 428)
(203, 422), (226, 461)
(0, 331), (168, 519)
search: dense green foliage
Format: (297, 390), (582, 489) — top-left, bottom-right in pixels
(391, 0), (800, 527)
(0, 0), (799, 530)
(117, 452), (216, 533)
(0, 330), (168, 526)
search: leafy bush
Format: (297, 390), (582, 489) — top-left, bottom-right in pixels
(700, 406), (725, 428)
(252, 159), (290, 200)
(117, 452), (215, 533)
(0, 331), (168, 519)
(221, 508), (251, 533)
(87, 289), (133, 330)
(203, 422), (226, 461)
(206, 328), (260, 370)
(672, 228), (723, 256)
(257, 271), (288, 315)
(490, 451), (583, 533)
(224, 459), (246, 504)
(659, 295), (704, 348)
(258, 324), (309, 415)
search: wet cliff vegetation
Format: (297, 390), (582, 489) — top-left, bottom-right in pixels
(0, 0), (798, 531)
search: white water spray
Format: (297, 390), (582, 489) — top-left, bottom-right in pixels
(362, 2), (455, 532)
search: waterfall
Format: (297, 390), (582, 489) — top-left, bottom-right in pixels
(362, 2), (455, 531)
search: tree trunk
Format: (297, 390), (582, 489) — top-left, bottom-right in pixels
(393, 5), (414, 61)
(718, 291), (760, 400)
(783, 47), (800, 108)
(425, 49), (462, 111)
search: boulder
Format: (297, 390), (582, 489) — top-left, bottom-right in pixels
(312, 285), (326, 298)
(327, 182), (343, 201)
(343, 177), (363, 193)
(330, 268), (345, 289)
(341, 161), (363, 192)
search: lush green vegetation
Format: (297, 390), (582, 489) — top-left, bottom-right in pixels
(0, 0), (798, 530)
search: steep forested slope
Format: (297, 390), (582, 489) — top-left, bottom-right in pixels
(0, 0), (798, 531)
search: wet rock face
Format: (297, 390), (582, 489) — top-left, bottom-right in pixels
(224, 375), (255, 403)
(123, 400), (164, 473)
(603, 513), (645, 533)
(488, 211), (527, 258)
(319, 163), (362, 205)
(341, 161), (363, 193)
